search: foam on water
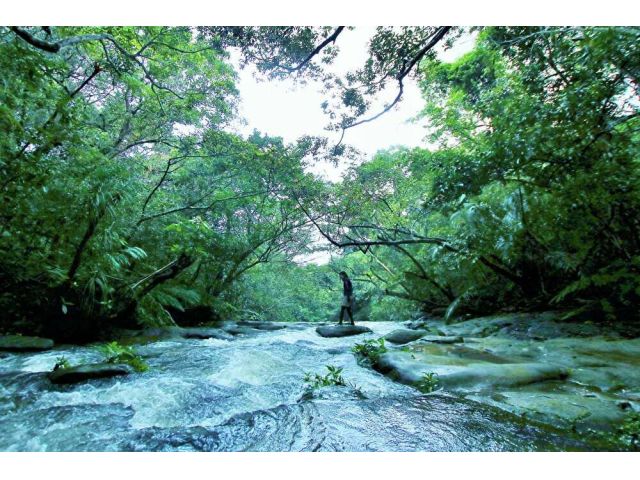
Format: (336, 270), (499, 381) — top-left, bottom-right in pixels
(0, 322), (591, 451)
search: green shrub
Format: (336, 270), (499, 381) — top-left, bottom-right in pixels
(303, 365), (347, 390)
(96, 341), (149, 372)
(52, 356), (71, 371)
(352, 338), (387, 365)
(416, 372), (440, 393)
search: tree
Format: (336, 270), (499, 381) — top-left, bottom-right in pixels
(298, 26), (640, 321)
(0, 27), (318, 339)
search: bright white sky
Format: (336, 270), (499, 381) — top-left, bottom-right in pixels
(229, 27), (477, 182)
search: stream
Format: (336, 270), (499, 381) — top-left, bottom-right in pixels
(0, 321), (590, 451)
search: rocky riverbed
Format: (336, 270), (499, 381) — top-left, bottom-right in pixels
(375, 312), (640, 434)
(0, 314), (637, 451)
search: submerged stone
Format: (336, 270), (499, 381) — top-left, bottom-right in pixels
(421, 335), (464, 344)
(237, 321), (286, 331)
(48, 363), (133, 384)
(180, 328), (233, 340)
(126, 326), (233, 342)
(0, 335), (54, 352)
(316, 325), (372, 338)
(223, 325), (260, 336)
(384, 329), (428, 345)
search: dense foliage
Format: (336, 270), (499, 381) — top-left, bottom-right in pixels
(2, 26), (639, 341)
(303, 27), (640, 322)
(0, 26), (322, 340)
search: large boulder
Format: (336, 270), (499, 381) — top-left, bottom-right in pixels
(316, 325), (372, 338)
(0, 335), (54, 352)
(375, 351), (568, 391)
(48, 363), (133, 384)
(384, 329), (428, 345)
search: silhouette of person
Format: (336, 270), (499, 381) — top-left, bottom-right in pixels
(338, 271), (355, 325)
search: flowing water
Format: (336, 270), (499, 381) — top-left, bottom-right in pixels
(0, 322), (590, 451)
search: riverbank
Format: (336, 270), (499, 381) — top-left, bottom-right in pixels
(365, 312), (640, 447)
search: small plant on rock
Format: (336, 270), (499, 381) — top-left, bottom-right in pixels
(416, 372), (440, 393)
(96, 341), (148, 372)
(303, 365), (347, 390)
(594, 412), (640, 451)
(352, 338), (387, 366)
(52, 356), (71, 371)
(617, 412), (640, 450)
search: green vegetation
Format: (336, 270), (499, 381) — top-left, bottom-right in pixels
(1, 26), (639, 343)
(96, 341), (148, 372)
(303, 365), (347, 389)
(615, 413), (640, 451)
(352, 338), (387, 365)
(416, 372), (440, 393)
(300, 27), (640, 323)
(587, 412), (640, 451)
(52, 356), (71, 371)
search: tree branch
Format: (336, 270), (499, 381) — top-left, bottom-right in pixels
(338, 26), (451, 137)
(281, 26), (345, 73)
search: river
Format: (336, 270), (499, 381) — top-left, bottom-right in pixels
(0, 321), (590, 451)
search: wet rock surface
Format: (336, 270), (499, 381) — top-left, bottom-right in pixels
(421, 335), (464, 344)
(375, 352), (568, 389)
(0, 335), (54, 352)
(180, 328), (233, 340)
(48, 363), (133, 384)
(371, 312), (640, 434)
(237, 321), (286, 331)
(383, 329), (428, 345)
(0, 316), (637, 451)
(316, 325), (373, 338)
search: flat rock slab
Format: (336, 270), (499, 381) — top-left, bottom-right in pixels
(0, 335), (54, 352)
(48, 363), (133, 384)
(421, 335), (464, 344)
(384, 329), (428, 345)
(316, 325), (372, 338)
(375, 351), (568, 391)
(468, 389), (631, 431)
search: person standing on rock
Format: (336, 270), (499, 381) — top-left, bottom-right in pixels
(338, 271), (355, 325)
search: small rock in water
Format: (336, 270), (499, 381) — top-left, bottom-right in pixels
(316, 325), (372, 338)
(384, 329), (428, 345)
(48, 363), (133, 384)
(617, 401), (632, 410)
(180, 328), (233, 340)
(0, 335), (54, 352)
(325, 347), (348, 354)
